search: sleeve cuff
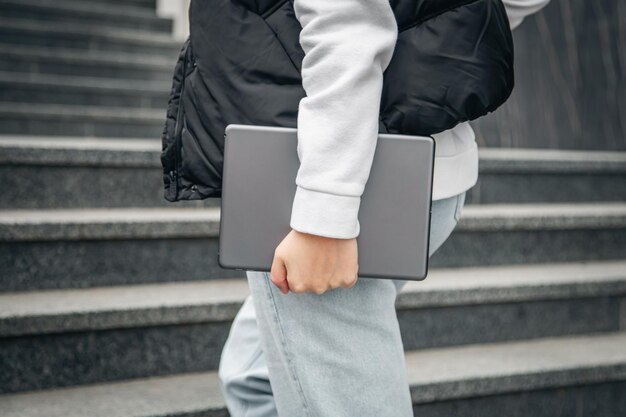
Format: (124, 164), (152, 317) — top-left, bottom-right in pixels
(290, 186), (361, 239)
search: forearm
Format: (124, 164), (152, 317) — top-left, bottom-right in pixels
(290, 0), (398, 239)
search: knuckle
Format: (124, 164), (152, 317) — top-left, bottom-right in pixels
(291, 282), (306, 293)
(345, 276), (358, 288)
(313, 285), (327, 295)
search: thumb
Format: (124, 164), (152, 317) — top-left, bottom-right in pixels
(270, 252), (289, 294)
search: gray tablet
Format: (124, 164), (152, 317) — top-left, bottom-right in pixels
(218, 124), (435, 280)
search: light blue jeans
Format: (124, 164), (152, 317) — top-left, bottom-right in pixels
(218, 191), (467, 417)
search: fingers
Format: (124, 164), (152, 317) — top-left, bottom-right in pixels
(270, 251), (359, 295)
(293, 271), (359, 294)
(339, 274), (358, 289)
(346, 263), (359, 288)
(270, 251), (290, 294)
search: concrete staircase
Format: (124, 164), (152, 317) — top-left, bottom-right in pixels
(0, 1), (625, 416)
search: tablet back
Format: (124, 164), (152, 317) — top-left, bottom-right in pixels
(218, 124), (435, 280)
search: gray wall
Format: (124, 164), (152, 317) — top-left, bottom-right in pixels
(472, 0), (625, 151)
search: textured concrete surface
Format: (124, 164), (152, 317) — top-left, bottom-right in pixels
(0, 0), (172, 32)
(396, 260), (626, 308)
(0, 71), (170, 93)
(0, 207), (221, 241)
(0, 165), (216, 209)
(2, 260), (624, 336)
(0, 103), (164, 137)
(0, 372), (228, 417)
(0, 238), (243, 291)
(413, 382), (626, 417)
(0, 279), (251, 336)
(0, 135), (161, 165)
(1, 261), (624, 392)
(1, 332), (625, 417)
(82, 0), (155, 7)
(0, 321), (232, 394)
(457, 203), (626, 231)
(0, 78), (170, 109)
(477, 148), (626, 173)
(430, 228), (626, 268)
(398, 297), (620, 351)
(0, 17), (179, 54)
(0, 45), (173, 81)
(406, 332), (626, 403)
(469, 172), (626, 204)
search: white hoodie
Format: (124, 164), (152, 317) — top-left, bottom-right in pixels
(290, 0), (551, 239)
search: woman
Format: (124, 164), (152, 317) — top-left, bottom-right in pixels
(218, 0), (550, 415)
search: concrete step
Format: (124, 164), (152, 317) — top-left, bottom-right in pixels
(0, 72), (170, 109)
(0, 45), (173, 81)
(0, 136), (215, 209)
(2, 137), (625, 209)
(1, 204), (625, 291)
(1, 261), (624, 393)
(1, 332), (625, 416)
(473, 147), (626, 204)
(442, 202), (626, 267)
(70, 0), (157, 11)
(0, 18), (180, 55)
(0, 104), (163, 138)
(0, 0), (172, 33)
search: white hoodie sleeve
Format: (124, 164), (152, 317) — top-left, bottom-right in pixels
(289, 0), (398, 239)
(501, 0), (552, 30)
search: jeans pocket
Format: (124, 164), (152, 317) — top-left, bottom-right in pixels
(453, 192), (467, 222)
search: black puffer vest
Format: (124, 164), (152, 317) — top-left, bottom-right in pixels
(161, 0), (514, 202)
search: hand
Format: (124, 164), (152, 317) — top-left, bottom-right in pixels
(270, 229), (359, 295)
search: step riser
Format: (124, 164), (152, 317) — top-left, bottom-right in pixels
(82, 0), (156, 9)
(2, 166), (216, 210)
(1, 294), (623, 393)
(399, 296), (623, 350)
(0, 116), (162, 138)
(83, 0), (156, 9)
(0, 322), (232, 394)
(1, 227), (625, 291)
(412, 382), (626, 417)
(431, 228), (626, 268)
(0, 6), (171, 33)
(0, 56), (172, 81)
(0, 85), (170, 109)
(0, 29), (179, 55)
(1, 379), (624, 417)
(0, 239), (243, 291)
(469, 173), (626, 204)
(3, 163), (625, 209)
